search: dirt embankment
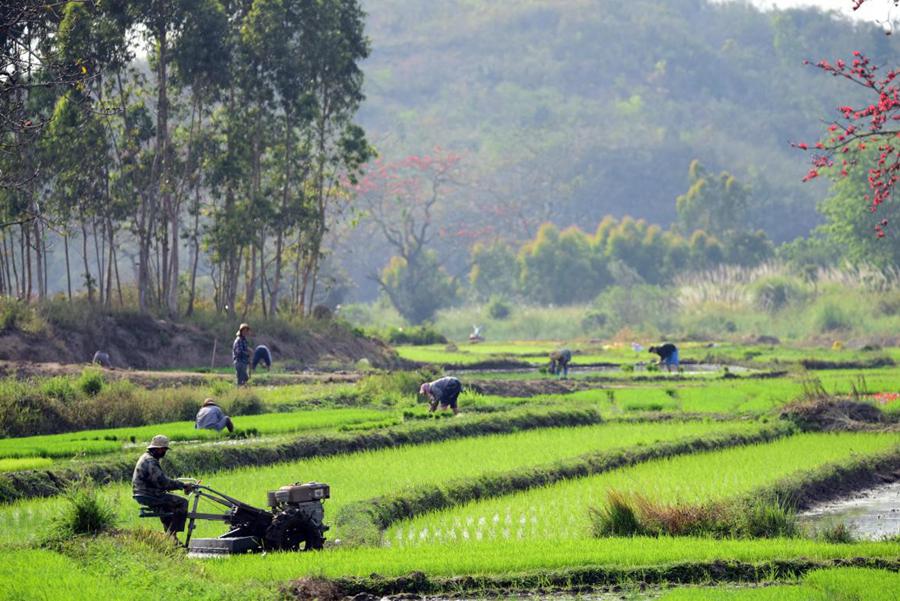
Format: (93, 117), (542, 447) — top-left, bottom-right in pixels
(0, 313), (403, 371)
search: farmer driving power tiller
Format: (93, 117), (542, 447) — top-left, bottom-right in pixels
(134, 434), (329, 554)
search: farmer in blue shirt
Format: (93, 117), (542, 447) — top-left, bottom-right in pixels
(548, 349), (572, 379)
(232, 323), (251, 385)
(420, 376), (462, 415)
(195, 398), (234, 433)
(649, 343), (679, 372)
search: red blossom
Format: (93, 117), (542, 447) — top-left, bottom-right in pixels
(796, 51), (900, 218)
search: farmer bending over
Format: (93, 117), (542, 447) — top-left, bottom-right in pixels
(195, 398), (234, 433)
(649, 343), (679, 372)
(420, 376), (462, 415)
(548, 349), (572, 379)
(252, 344), (272, 372)
(132, 435), (195, 541)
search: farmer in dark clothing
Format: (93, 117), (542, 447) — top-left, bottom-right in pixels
(649, 343), (679, 372)
(548, 349), (572, 379)
(252, 344), (272, 372)
(420, 376), (462, 415)
(132, 435), (194, 540)
(232, 323), (251, 385)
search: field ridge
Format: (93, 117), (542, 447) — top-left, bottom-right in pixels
(325, 557), (900, 597)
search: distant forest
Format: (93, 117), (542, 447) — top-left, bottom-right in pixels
(338, 0), (897, 300)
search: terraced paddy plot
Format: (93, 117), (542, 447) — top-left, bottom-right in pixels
(387, 432), (900, 546)
(0, 407), (395, 460)
(0, 420), (760, 543)
(658, 567), (900, 601)
(205, 536), (900, 583)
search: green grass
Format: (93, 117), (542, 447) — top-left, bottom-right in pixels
(659, 568), (900, 600)
(0, 420), (760, 544)
(0, 540), (274, 601)
(0, 408), (397, 460)
(0, 457), (54, 472)
(387, 432), (900, 546)
(202, 536), (900, 582)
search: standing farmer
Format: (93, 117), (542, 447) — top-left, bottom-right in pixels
(233, 323), (251, 386)
(420, 376), (462, 415)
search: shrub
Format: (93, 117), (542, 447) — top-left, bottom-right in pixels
(487, 297), (512, 320)
(729, 497), (799, 538)
(40, 376), (77, 403)
(750, 275), (806, 312)
(224, 390), (265, 416)
(386, 325), (447, 345)
(812, 301), (854, 332)
(810, 521), (856, 543)
(76, 368), (105, 397)
(588, 490), (644, 536)
(51, 480), (116, 538)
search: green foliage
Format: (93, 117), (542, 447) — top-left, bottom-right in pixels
(381, 253), (458, 324)
(76, 368), (104, 397)
(386, 325), (448, 345)
(589, 489), (644, 536)
(51, 480), (116, 538)
(676, 160), (750, 237)
(750, 275), (807, 312)
(487, 297), (512, 320)
(519, 224), (604, 304)
(469, 242), (520, 300)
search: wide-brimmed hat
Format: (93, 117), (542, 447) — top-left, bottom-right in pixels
(236, 323), (251, 336)
(419, 382), (431, 395)
(148, 434), (170, 450)
(202, 398), (217, 407)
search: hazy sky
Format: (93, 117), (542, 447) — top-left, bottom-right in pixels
(724, 0), (898, 24)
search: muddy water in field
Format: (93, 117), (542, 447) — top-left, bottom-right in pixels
(798, 480), (900, 540)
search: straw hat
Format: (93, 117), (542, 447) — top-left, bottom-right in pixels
(147, 435), (170, 449)
(419, 382), (431, 396)
(236, 323), (251, 336)
(202, 398), (217, 407)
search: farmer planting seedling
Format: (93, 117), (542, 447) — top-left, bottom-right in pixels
(420, 376), (462, 415)
(548, 348), (573, 378)
(649, 343), (680, 372)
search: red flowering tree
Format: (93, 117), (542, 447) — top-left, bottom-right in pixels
(795, 1), (900, 237)
(795, 50), (900, 237)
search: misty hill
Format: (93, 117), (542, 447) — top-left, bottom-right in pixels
(354, 0), (895, 254)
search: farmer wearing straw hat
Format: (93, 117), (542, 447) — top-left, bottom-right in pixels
(132, 435), (194, 539)
(232, 323), (252, 386)
(195, 398), (234, 433)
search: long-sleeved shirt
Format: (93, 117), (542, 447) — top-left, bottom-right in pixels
(195, 404), (230, 431)
(132, 452), (182, 498)
(429, 376), (462, 404)
(232, 335), (250, 364)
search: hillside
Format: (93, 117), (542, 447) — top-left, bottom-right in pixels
(0, 305), (401, 371)
(341, 0), (898, 295)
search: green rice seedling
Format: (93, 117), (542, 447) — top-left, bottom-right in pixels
(657, 567), (900, 600)
(388, 433), (899, 547)
(0, 420), (761, 544)
(202, 537), (900, 584)
(0, 457), (53, 472)
(0, 407), (396, 460)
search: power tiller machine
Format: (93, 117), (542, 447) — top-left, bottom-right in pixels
(142, 480), (330, 555)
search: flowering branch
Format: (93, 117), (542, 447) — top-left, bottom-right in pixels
(793, 51), (900, 236)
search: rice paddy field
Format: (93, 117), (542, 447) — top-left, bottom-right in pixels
(0, 340), (898, 600)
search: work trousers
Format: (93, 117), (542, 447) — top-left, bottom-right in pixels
(135, 493), (188, 534)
